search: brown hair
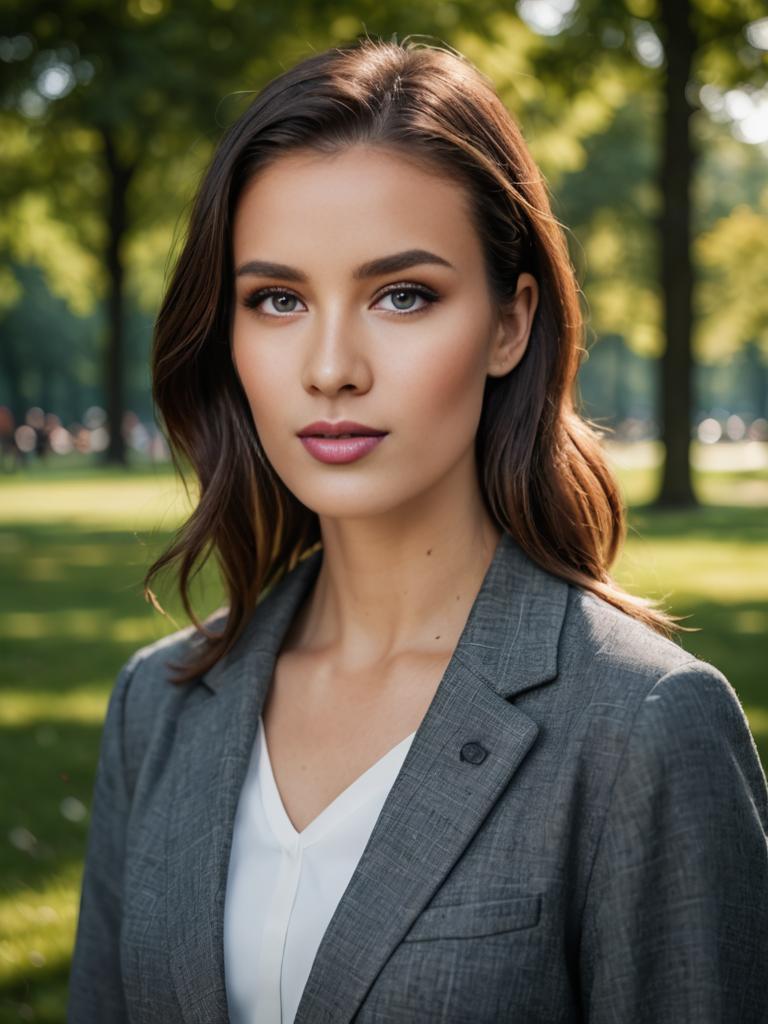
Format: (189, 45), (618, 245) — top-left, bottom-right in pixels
(145, 35), (678, 684)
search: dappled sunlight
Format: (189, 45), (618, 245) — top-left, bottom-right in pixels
(697, 477), (768, 506)
(605, 441), (768, 509)
(617, 540), (768, 602)
(0, 609), (167, 645)
(0, 531), (22, 557)
(2, 610), (110, 641)
(0, 862), (81, 986)
(732, 609), (768, 635)
(0, 475), (194, 528)
(20, 556), (67, 582)
(743, 706), (768, 740)
(111, 614), (178, 644)
(51, 543), (117, 567)
(0, 687), (109, 726)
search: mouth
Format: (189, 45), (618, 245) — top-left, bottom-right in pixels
(298, 432), (388, 465)
(306, 432), (380, 439)
(297, 422), (388, 439)
(296, 420), (389, 463)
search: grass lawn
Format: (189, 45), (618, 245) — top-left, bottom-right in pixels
(0, 451), (766, 1021)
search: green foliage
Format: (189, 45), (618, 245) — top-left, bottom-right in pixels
(695, 187), (768, 360)
(467, 3), (768, 364)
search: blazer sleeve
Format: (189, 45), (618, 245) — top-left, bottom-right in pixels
(579, 660), (768, 1023)
(67, 651), (143, 1024)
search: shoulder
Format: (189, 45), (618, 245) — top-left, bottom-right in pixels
(124, 610), (227, 678)
(107, 608), (229, 734)
(121, 608), (226, 684)
(96, 610), (230, 796)
(547, 586), (768, 835)
(106, 548), (320, 729)
(557, 585), (753, 755)
(560, 584), (694, 680)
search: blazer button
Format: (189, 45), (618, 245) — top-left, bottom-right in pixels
(460, 741), (488, 764)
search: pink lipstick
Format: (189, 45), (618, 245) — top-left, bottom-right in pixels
(297, 420), (388, 465)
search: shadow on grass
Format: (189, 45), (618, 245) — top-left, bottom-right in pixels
(0, 717), (109, 1024)
(1, 719), (110, 891)
(0, 962), (70, 1024)
(0, 522), (223, 689)
(627, 503), (768, 542)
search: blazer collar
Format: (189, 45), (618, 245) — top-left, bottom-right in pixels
(165, 531), (569, 1022)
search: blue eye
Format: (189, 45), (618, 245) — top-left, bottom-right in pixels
(242, 287), (305, 314)
(240, 281), (440, 317)
(375, 284), (439, 314)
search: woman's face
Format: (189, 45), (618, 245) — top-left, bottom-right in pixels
(231, 144), (537, 524)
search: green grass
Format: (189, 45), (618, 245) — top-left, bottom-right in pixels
(0, 456), (766, 1021)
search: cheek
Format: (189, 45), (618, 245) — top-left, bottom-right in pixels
(399, 322), (489, 434)
(231, 334), (285, 431)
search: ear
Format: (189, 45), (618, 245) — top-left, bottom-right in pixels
(486, 272), (539, 378)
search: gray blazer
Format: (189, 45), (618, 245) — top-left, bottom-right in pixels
(67, 531), (768, 1023)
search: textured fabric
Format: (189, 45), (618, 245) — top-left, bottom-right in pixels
(224, 716), (416, 1023)
(67, 531), (768, 1023)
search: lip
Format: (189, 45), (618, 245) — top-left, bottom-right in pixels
(296, 421), (389, 465)
(299, 434), (386, 464)
(297, 420), (388, 438)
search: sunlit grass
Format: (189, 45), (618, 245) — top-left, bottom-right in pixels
(0, 865), (82, 984)
(0, 471), (193, 529)
(0, 689), (110, 727)
(0, 453), (765, 1020)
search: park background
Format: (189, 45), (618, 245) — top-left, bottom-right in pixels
(1, 0), (767, 1020)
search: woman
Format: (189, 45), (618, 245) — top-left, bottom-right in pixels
(68, 36), (768, 1024)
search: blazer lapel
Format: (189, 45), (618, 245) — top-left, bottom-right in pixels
(164, 532), (569, 1023)
(166, 548), (325, 1021)
(294, 532), (569, 1023)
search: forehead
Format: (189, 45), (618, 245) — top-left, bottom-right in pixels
(231, 144), (479, 263)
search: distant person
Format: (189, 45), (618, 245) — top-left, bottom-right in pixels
(68, 36), (768, 1024)
(23, 405), (48, 461)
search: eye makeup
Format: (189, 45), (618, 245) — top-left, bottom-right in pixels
(241, 281), (441, 317)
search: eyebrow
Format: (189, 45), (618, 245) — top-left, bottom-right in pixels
(235, 248), (456, 282)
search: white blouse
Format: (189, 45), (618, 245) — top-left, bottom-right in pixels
(223, 715), (417, 1024)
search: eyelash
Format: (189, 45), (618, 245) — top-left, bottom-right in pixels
(241, 281), (440, 317)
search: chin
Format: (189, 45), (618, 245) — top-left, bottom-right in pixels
(293, 489), (408, 521)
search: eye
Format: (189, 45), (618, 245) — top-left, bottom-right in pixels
(240, 282), (440, 317)
(374, 283), (439, 315)
(241, 286), (307, 316)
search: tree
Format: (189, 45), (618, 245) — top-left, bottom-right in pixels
(1, 0), (503, 464)
(656, 0), (697, 504)
(481, 0), (768, 506)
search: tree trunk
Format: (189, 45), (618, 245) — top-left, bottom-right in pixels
(0, 330), (26, 425)
(655, 0), (698, 507)
(745, 340), (767, 420)
(100, 130), (135, 466)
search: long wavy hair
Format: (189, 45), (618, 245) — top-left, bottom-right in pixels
(145, 35), (678, 685)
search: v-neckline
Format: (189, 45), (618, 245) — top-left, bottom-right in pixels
(257, 716), (417, 849)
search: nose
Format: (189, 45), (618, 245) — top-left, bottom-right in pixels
(301, 311), (373, 397)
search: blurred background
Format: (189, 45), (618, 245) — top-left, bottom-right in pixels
(1, 0), (767, 1019)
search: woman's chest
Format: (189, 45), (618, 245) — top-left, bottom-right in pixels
(118, 651), (603, 1023)
(261, 648), (451, 833)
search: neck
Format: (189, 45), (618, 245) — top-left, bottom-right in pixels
(286, 486), (502, 671)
